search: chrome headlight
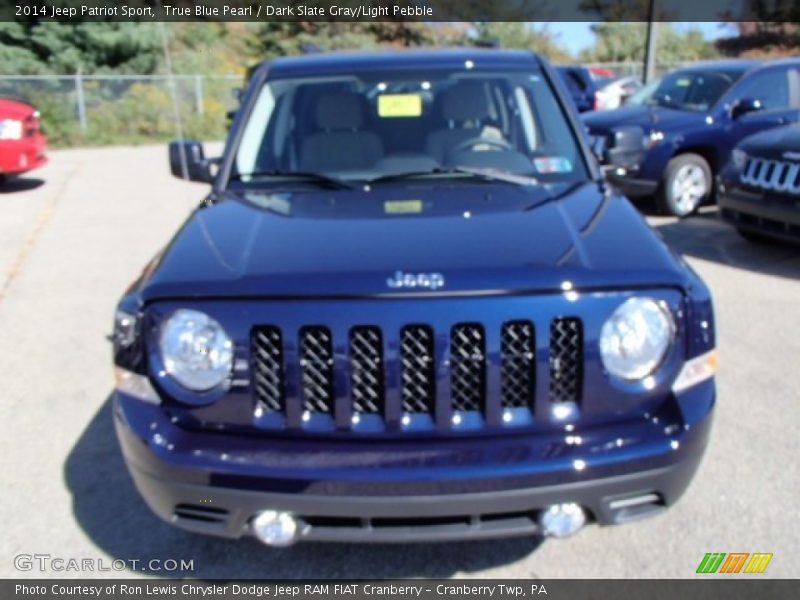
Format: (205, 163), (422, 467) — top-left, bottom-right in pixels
(732, 148), (747, 171)
(599, 297), (674, 381)
(159, 309), (233, 391)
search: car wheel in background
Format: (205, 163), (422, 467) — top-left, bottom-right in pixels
(659, 153), (712, 218)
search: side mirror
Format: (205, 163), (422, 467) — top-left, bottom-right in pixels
(607, 126), (647, 171)
(168, 140), (214, 183)
(731, 97), (764, 120)
(225, 109), (237, 128)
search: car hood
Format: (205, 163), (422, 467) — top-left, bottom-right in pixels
(582, 104), (705, 135)
(138, 183), (690, 301)
(0, 98), (35, 119)
(739, 123), (800, 159)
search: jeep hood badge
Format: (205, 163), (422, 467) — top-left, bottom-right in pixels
(387, 271), (445, 290)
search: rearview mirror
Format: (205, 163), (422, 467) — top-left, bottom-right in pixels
(168, 140), (214, 183)
(607, 126), (647, 171)
(731, 98), (764, 120)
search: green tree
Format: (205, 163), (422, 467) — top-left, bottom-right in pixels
(0, 22), (163, 74)
(715, 22), (800, 57)
(250, 22), (441, 59)
(472, 22), (571, 62)
(580, 22), (717, 64)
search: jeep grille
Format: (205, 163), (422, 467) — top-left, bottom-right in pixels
(741, 157), (800, 195)
(251, 317), (583, 431)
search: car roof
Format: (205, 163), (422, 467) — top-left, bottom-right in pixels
(555, 65), (591, 74)
(260, 49), (542, 78)
(670, 58), (800, 79)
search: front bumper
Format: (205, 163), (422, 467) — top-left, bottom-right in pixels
(605, 168), (659, 198)
(114, 381), (714, 543)
(719, 183), (800, 243)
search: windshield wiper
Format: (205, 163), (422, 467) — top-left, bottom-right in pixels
(232, 170), (354, 190)
(368, 166), (538, 187)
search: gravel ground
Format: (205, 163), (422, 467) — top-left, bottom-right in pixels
(1, 145), (798, 579)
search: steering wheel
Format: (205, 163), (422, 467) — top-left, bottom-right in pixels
(450, 136), (513, 155)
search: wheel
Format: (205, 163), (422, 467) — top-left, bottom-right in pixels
(658, 153), (712, 218)
(736, 227), (771, 244)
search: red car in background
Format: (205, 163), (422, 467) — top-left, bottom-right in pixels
(0, 98), (47, 181)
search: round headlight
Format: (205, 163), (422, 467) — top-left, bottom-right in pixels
(159, 309), (233, 391)
(599, 297), (673, 381)
(732, 148), (747, 171)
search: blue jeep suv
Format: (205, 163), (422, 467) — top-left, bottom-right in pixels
(112, 50), (717, 546)
(584, 59), (800, 217)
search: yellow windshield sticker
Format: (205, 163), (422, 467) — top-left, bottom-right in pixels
(378, 94), (423, 118)
(676, 78), (691, 87)
(385, 199), (423, 214)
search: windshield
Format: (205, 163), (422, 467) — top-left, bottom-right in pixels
(626, 78), (659, 106)
(645, 69), (742, 112)
(233, 67), (589, 187)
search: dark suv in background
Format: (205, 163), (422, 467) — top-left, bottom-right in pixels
(584, 59), (800, 217)
(112, 50), (716, 547)
(719, 123), (800, 243)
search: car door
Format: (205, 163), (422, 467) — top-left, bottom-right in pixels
(724, 66), (800, 144)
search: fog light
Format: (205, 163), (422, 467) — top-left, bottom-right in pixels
(539, 503), (586, 538)
(251, 511), (299, 547)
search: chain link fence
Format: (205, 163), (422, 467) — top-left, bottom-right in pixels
(0, 74), (241, 147)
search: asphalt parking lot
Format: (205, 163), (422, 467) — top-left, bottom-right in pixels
(1, 145), (798, 579)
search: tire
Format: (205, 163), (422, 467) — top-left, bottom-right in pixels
(658, 153), (712, 218)
(736, 227), (771, 244)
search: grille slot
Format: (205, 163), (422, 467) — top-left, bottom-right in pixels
(549, 318), (583, 403)
(299, 326), (334, 414)
(450, 324), (486, 413)
(349, 326), (384, 414)
(252, 326), (286, 412)
(174, 504), (229, 523)
(501, 321), (536, 408)
(742, 157), (800, 194)
(400, 325), (436, 414)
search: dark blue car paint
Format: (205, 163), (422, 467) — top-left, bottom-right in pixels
(718, 123), (800, 242)
(113, 50), (716, 542)
(583, 59), (800, 196)
(555, 66), (597, 113)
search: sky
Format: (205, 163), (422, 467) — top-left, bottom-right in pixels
(548, 22), (730, 56)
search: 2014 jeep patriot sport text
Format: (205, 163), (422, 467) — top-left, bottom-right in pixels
(112, 50), (717, 546)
